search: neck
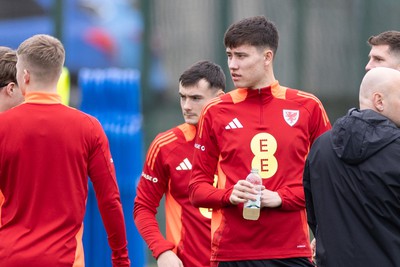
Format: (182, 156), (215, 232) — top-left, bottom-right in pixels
(0, 93), (9, 112)
(248, 72), (276, 90)
(25, 84), (58, 94)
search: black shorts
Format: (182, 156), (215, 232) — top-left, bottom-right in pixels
(217, 258), (315, 267)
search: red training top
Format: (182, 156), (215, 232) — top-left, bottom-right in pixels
(189, 81), (331, 264)
(0, 92), (130, 267)
(134, 123), (212, 266)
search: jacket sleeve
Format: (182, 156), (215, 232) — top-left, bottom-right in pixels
(277, 96), (331, 211)
(277, 183), (307, 211)
(189, 110), (232, 208)
(88, 119), (130, 267)
(309, 96), (331, 144)
(133, 135), (175, 259)
(303, 158), (317, 235)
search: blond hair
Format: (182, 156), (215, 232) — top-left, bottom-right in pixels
(17, 34), (65, 84)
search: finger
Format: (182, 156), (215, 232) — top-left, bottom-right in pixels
(239, 179), (256, 189)
(230, 192), (247, 205)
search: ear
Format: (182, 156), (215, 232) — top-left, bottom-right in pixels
(216, 89), (225, 96)
(5, 82), (14, 97)
(263, 49), (274, 65)
(23, 69), (30, 85)
(372, 92), (384, 112)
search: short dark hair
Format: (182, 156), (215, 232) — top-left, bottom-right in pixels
(0, 46), (17, 88)
(179, 60), (226, 91)
(367, 31), (400, 53)
(224, 15), (279, 55)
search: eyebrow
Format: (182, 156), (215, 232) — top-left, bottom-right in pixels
(227, 50), (248, 56)
(180, 93), (203, 98)
(370, 55), (384, 59)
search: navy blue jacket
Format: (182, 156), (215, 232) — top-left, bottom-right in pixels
(304, 108), (400, 267)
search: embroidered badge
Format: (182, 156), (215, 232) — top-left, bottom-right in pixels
(283, 109), (299, 126)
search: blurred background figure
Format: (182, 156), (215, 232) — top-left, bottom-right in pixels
(0, 46), (24, 112)
(0, 0), (167, 99)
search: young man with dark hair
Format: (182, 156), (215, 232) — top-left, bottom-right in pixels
(134, 60), (226, 267)
(366, 30), (400, 71)
(189, 16), (330, 267)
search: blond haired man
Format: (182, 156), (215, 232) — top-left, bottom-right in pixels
(0, 34), (130, 267)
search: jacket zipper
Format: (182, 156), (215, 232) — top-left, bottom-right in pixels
(258, 88), (263, 126)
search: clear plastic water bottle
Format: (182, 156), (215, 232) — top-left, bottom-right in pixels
(243, 168), (262, 220)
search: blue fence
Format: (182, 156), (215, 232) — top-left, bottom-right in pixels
(79, 68), (146, 267)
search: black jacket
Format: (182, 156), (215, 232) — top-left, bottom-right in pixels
(304, 108), (400, 267)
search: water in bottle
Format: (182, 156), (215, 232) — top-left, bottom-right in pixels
(243, 168), (262, 220)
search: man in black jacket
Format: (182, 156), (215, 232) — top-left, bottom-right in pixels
(304, 67), (400, 267)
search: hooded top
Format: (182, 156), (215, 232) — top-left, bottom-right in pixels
(332, 108), (400, 164)
(304, 108), (400, 267)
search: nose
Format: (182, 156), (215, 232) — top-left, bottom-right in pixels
(183, 99), (192, 111)
(228, 57), (238, 70)
(365, 60), (373, 72)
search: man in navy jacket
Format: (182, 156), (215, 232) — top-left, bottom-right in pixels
(304, 67), (400, 267)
